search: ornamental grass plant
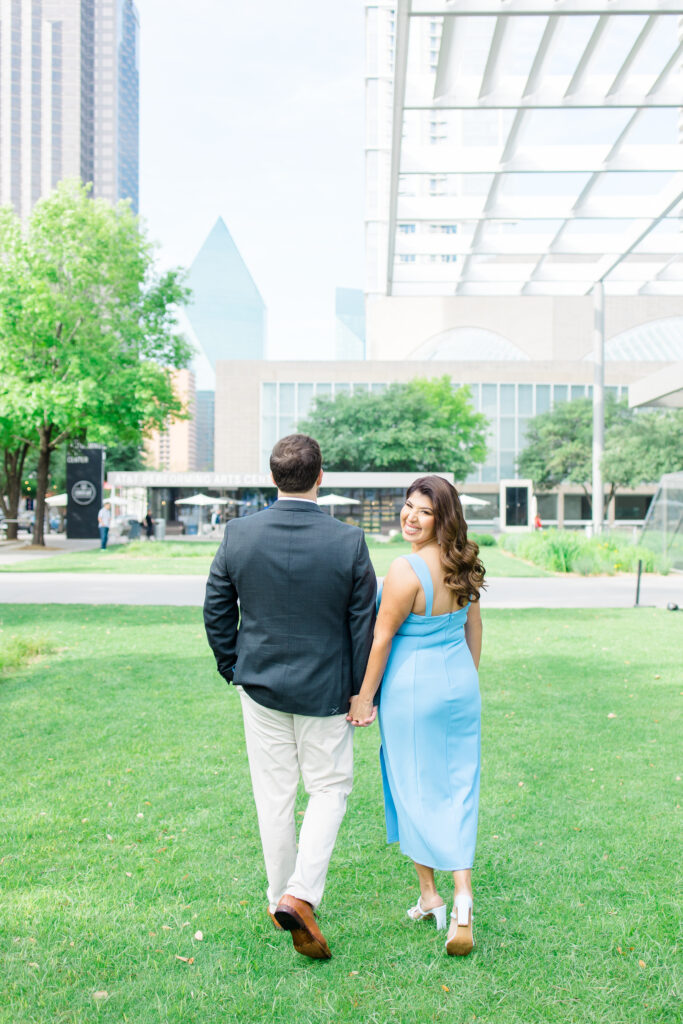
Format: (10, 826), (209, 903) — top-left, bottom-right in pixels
(499, 530), (667, 575)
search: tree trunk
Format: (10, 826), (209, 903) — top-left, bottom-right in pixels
(32, 426), (53, 546)
(1, 444), (29, 541)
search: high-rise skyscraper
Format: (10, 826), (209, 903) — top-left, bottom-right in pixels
(185, 217), (266, 367)
(195, 390), (215, 472)
(0, 0), (139, 219)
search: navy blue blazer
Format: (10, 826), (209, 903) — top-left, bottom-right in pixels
(203, 499), (377, 716)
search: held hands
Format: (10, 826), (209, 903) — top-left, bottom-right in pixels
(347, 695), (377, 728)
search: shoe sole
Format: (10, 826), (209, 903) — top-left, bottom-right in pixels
(274, 907), (332, 960)
(267, 909), (284, 931)
(446, 927), (474, 956)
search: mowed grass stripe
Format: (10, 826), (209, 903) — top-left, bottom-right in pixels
(0, 606), (679, 1024)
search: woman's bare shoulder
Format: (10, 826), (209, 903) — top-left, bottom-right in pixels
(384, 555), (419, 590)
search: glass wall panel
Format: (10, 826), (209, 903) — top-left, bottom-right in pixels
(465, 382), (480, 410)
(334, 383), (351, 395)
(614, 494), (652, 520)
(297, 383), (314, 420)
(370, 382), (387, 393)
(279, 383), (295, 416)
(518, 384), (533, 415)
(499, 416), (515, 448)
(316, 383), (332, 396)
(499, 452), (516, 478)
(553, 384), (569, 404)
(262, 416), (278, 450)
(500, 383), (515, 414)
(353, 382), (369, 393)
(535, 384), (551, 414)
(279, 416), (296, 436)
(536, 494), (558, 520)
(564, 494), (591, 520)
(481, 383), (497, 415)
(605, 386), (618, 399)
(262, 382), (276, 415)
(571, 385), (586, 400)
(517, 418), (530, 449)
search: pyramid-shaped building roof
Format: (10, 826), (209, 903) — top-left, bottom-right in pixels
(185, 218), (266, 367)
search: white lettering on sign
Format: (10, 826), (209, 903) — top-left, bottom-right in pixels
(71, 480), (97, 505)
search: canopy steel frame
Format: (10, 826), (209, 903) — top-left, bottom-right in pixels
(370, 0), (683, 535)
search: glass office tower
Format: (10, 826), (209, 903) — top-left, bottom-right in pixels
(0, 0), (140, 217)
(185, 217), (266, 367)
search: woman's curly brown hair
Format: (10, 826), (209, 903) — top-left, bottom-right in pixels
(406, 475), (486, 608)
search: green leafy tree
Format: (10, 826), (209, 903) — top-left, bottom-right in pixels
(298, 376), (487, 479)
(602, 408), (683, 488)
(0, 415), (30, 540)
(0, 180), (192, 545)
(518, 396), (642, 511)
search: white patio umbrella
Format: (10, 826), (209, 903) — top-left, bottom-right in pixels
(45, 493), (67, 506)
(174, 493), (243, 528)
(175, 493), (244, 506)
(317, 493), (361, 517)
(458, 495), (491, 507)
(175, 493), (228, 506)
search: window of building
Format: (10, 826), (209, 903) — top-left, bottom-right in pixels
(535, 384), (551, 414)
(536, 494), (558, 520)
(481, 383), (497, 416)
(564, 494), (592, 520)
(500, 384), (515, 415)
(614, 494), (652, 520)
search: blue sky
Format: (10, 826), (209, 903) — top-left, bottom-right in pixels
(138, 0), (365, 361)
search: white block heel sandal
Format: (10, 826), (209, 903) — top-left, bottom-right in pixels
(407, 897), (447, 930)
(445, 894), (474, 956)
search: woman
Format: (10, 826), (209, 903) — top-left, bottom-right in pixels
(348, 476), (485, 956)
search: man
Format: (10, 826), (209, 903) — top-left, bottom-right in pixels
(204, 434), (376, 959)
(97, 502), (111, 550)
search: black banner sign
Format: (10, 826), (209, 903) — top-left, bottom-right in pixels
(66, 447), (105, 539)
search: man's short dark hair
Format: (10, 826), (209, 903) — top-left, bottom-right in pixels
(270, 434), (322, 494)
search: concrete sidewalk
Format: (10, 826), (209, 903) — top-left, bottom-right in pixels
(0, 571), (680, 609)
(0, 537), (100, 565)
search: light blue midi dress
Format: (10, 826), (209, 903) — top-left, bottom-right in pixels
(377, 553), (481, 872)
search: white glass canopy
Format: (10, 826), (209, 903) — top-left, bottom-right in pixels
(374, 0), (683, 297)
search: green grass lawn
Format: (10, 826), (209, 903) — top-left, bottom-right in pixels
(1, 541), (221, 575)
(3, 539), (549, 578)
(1, 605), (679, 1024)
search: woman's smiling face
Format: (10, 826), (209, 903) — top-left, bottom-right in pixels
(400, 491), (436, 545)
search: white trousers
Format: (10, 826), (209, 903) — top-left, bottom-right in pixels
(237, 687), (354, 912)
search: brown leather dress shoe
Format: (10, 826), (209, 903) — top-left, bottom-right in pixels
(267, 908), (284, 931)
(274, 894), (332, 960)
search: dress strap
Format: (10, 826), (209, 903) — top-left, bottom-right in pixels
(402, 554), (434, 616)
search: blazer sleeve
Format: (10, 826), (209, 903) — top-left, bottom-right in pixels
(347, 531), (377, 694)
(203, 528), (239, 683)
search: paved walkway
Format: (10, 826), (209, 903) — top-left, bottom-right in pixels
(0, 537), (100, 565)
(0, 571), (680, 608)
